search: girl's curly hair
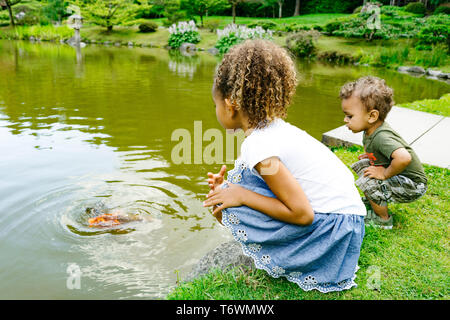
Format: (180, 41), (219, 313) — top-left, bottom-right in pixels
(213, 39), (298, 128)
(339, 76), (395, 121)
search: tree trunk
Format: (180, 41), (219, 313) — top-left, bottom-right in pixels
(278, 2), (282, 18)
(107, 24), (113, 32)
(294, 0), (300, 16)
(232, 4), (236, 24)
(6, 1), (15, 28)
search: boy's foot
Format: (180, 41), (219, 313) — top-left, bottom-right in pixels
(361, 197), (374, 224)
(368, 214), (393, 230)
(361, 197), (393, 229)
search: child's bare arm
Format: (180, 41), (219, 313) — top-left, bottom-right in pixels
(204, 157), (314, 226)
(364, 147), (412, 180)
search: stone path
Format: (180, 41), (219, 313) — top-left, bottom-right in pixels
(322, 106), (449, 169)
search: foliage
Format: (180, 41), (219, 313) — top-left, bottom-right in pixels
(325, 7), (426, 41)
(162, 0), (187, 27)
(416, 14), (450, 50)
(0, 24), (73, 40)
(181, 0), (229, 26)
(302, 0), (361, 14)
(215, 23), (273, 53)
(434, 6), (450, 15)
(167, 20), (200, 48)
(397, 93), (450, 117)
(138, 21), (158, 32)
(81, 0), (139, 32)
(404, 2), (426, 15)
(203, 18), (221, 32)
(285, 29), (320, 57)
(246, 20), (277, 31)
(42, 0), (68, 24)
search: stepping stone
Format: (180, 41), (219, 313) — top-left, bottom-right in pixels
(409, 117), (450, 169)
(322, 107), (448, 168)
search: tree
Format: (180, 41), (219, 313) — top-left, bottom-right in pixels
(81, 0), (138, 32)
(183, 0), (228, 27)
(276, 0), (283, 18)
(228, 0), (244, 24)
(1, 0), (22, 27)
(43, 0), (69, 25)
(293, 0), (300, 16)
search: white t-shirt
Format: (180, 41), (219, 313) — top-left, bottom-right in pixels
(239, 118), (366, 216)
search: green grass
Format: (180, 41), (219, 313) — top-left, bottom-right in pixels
(167, 145), (449, 300)
(397, 93), (450, 117)
(316, 36), (449, 70)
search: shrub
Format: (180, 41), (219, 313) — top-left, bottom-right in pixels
(215, 24), (273, 54)
(416, 14), (450, 50)
(204, 19), (221, 32)
(404, 2), (426, 15)
(318, 51), (355, 64)
(246, 20), (277, 31)
(434, 6), (450, 15)
(285, 30), (320, 58)
(138, 22), (158, 33)
(168, 20), (200, 49)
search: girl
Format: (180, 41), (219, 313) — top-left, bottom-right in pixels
(203, 40), (366, 293)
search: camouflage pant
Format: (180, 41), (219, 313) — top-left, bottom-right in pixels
(351, 159), (427, 207)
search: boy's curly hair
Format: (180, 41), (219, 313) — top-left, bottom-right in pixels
(213, 39), (298, 128)
(339, 76), (395, 121)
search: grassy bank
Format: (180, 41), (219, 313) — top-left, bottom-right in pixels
(397, 93), (450, 117)
(167, 144), (449, 300)
(1, 18), (448, 72)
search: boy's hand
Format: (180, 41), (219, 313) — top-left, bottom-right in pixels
(207, 165), (227, 191)
(364, 166), (387, 180)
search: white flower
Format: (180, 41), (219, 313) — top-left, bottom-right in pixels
(261, 255), (271, 264)
(248, 243), (261, 253)
(217, 24), (273, 41)
(236, 229), (247, 242)
(272, 266), (285, 276)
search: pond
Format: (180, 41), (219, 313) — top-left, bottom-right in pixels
(0, 40), (448, 299)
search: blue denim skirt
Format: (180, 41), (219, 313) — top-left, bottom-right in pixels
(221, 160), (365, 293)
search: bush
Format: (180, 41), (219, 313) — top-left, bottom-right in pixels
(416, 14), (450, 50)
(204, 19), (221, 32)
(168, 20), (200, 49)
(286, 30), (320, 58)
(138, 22), (158, 33)
(246, 20), (277, 31)
(215, 24), (273, 54)
(404, 2), (426, 15)
(434, 6), (450, 15)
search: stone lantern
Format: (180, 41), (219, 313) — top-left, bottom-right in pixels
(67, 14), (83, 46)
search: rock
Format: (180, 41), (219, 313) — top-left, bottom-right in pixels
(398, 66), (426, 74)
(114, 42), (121, 47)
(185, 240), (255, 282)
(180, 42), (197, 56)
(103, 41), (110, 45)
(207, 47), (220, 55)
(426, 69), (443, 77)
(437, 72), (450, 79)
(127, 41), (134, 47)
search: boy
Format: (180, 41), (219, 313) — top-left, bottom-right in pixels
(340, 76), (427, 229)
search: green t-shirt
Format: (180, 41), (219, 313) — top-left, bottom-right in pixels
(363, 122), (427, 184)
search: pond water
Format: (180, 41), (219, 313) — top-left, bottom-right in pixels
(0, 40), (448, 299)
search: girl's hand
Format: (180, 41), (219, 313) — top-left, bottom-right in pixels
(206, 165), (227, 191)
(203, 182), (245, 216)
(364, 166), (387, 180)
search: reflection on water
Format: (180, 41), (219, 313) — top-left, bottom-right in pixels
(0, 40), (448, 299)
